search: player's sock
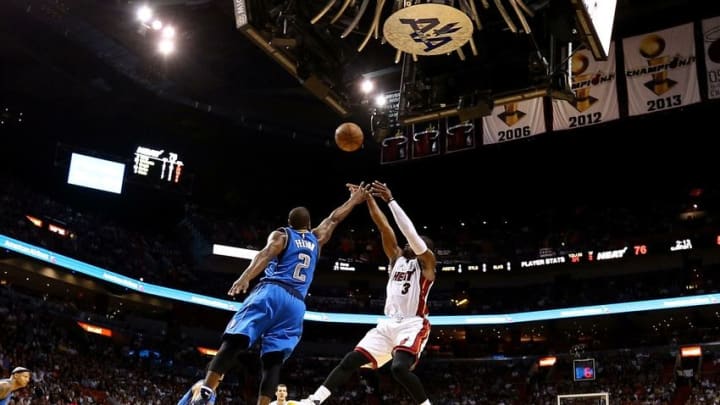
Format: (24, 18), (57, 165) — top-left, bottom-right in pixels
(179, 381), (212, 405)
(189, 384), (216, 405)
(311, 385), (331, 403)
(419, 401), (431, 405)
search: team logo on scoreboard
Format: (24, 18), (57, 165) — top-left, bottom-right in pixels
(383, 4), (473, 56)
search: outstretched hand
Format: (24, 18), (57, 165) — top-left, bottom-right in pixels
(346, 182), (372, 201)
(370, 181), (393, 203)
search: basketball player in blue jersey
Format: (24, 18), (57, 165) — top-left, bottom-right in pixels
(303, 181), (436, 405)
(179, 183), (368, 405)
(0, 367), (31, 405)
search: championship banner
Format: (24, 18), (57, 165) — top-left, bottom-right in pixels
(411, 121), (441, 160)
(702, 16), (720, 100)
(623, 23), (700, 116)
(482, 97), (546, 145)
(445, 117), (476, 153)
(380, 130), (410, 164)
(552, 43), (619, 131)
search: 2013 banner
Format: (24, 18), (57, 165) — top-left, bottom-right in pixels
(623, 23), (700, 117)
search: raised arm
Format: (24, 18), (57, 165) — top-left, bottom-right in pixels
(366, 195), (402, 263)
(370, 181), (436, 281)
(228, 229), (287, 296)
(312, 182), (367, 246)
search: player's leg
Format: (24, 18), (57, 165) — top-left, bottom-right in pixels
(177, 335), (249, 405)
(389, 317), (432, 405)
(299, 351), (370, 404)
(305, 323), (393, 404)
(179, 287), (271, 404)
(390, 350), (429, 404)
(258, 287), (304, 405)
(257, 351), (284, 405)
(206, 335), (251, 385)
(327, 351), (372, 387)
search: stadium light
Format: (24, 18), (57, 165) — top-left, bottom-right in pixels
(136, 5), (153, 23)
(158, 39), (175, 55)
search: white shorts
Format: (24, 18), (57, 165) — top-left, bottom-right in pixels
(354, 316), (431, 369)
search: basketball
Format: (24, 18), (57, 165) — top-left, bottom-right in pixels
(335, 122), (364, 152)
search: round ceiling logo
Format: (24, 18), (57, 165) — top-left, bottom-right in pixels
(383, 4), (473, 56)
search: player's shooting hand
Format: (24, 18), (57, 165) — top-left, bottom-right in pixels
(370, 181), (393, 203)
(228, 277), (250, 297)
(346, 181), (370, 202)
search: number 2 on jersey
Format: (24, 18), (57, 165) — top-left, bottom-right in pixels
(293, 253), (311, 282)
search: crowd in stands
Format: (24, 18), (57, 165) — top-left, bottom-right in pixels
(3, 175), (720, 402)
(3, 285), (717, 405)
(2, 175), (720, 319)
(687, 372), (720, 404)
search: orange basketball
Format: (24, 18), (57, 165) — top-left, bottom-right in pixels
(334, 122), (364, 152)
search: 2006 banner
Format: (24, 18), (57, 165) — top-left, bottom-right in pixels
(482, 97), (546, 145)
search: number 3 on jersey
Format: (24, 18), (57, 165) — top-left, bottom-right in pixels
(293, 253), (311, 282)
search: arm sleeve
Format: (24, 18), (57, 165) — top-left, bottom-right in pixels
(388, 200), (427, 255)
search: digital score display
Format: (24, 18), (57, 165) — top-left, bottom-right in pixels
(132, 146), (184, 184)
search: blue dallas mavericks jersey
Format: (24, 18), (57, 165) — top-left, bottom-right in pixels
(260, 227), (319, 298)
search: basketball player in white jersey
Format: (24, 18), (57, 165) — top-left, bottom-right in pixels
(303, 181), (436, 405)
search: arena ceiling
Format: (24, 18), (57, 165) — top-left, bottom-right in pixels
(2, 0), (715, 146)
(2, 0), (720, 217)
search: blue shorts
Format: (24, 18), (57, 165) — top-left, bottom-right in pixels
(224, 282), (305, 361)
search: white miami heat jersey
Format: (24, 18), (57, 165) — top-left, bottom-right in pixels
(384, 256), (433, 318)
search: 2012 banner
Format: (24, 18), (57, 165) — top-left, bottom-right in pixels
(552, 43), (620, 131)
